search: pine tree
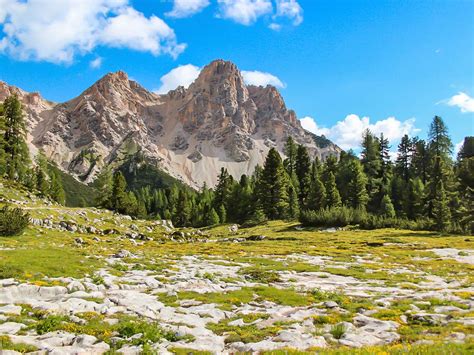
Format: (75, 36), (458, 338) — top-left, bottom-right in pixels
(174, 189), (191, 226)
(207, 208), (220, 226)
(49, 171), (66, 205)
(433, 180), (451, 232)
(428, 116), (453, 162)
(35, 152), (49, 195)
(95, 168), (113, 208)
(395, 134), (412, 182)
(325, 171), (342, 208)
(295, 145), (311, 207)
(411, 138), (430, 185)
(3, 95), (30, 181)
(283, 136), (298, 177)
(456, 137), (474, 233)
(110, 171), (129, 214)
(257, 148), (290, 219)
(380, 194), (395, 218)
(287, 184), (300, 219)
(307, 163), (326, 211)
(360, 129), (382, 213)
(214, 167), (233, 213)
(218, 204), (227, 224)
(406, 177), (424, 219)
(0, 103), (6, 177)
(347, 160), (368, 210)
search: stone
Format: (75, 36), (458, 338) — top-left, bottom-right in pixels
(0, 322), (26, 334)
(0, 304), (22, 315)
(324, 301), (339, 308)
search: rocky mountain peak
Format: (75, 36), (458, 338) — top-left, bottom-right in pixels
(2, 59), (341, 188)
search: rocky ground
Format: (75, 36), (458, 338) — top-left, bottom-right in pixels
(1, 182), (473, 354)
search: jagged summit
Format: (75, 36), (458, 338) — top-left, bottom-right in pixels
(0, 60), (341, 188)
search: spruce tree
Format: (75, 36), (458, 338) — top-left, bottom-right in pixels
(395, 134), (413, 182)
(95, 168), (113, 208)
(406, 177), (424, 219)
(380, 194), (396, 218)
(307, 163), (326, 211)
(0, 103), (6, 177)
(411, 138), (430, 185)
(287, 184), (300, 219)
(174, 189), (191, 226)
(428, 116), (453, 162)
(295, 145), (311, 207)
(433, 180), (451, 232)
(257, 148), (290, 219)
(325, 171), (341, 208)
(49, 171), (66, 205)
(3, 95), (30, 181)
(283, 136), (298, 177)
(110, 171), (129, 214)
(347, 160), (368, 210)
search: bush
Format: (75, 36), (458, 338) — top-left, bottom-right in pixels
(0, 205), (30, 236)
(299, 207), (367, 228)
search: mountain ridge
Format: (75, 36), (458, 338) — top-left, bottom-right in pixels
(0, 59), (341, 188)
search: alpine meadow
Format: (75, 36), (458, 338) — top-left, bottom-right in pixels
(0, 1), (473, 354)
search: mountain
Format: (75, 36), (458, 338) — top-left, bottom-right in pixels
(0, 60), (340, 188)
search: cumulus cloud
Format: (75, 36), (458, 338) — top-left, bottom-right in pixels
(443, 92), (474, 113)
(300, 114), (420, 150)
(273, 0), (303, 26)
(217, 0), (273, 25)
(241, 70), (285, 88)
(89, 57), (102, 69)
(154, 64), (201, 94)
(0, 0), (185, 63)
(166, 0), (210, 18)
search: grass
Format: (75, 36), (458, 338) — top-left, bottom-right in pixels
(330, 323), (346, 339)
(207, 318), (281, 344)
(1, 182), (474, 353)
(0, 335), (38, 353)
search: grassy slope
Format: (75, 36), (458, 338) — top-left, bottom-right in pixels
(1, 181), (473, 353)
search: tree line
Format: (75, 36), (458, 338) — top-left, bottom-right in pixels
(97, 115), (472, 234)
(0, 95), (66, 204)
(1, 94), (472, 233)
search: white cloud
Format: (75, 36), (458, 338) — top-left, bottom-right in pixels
(444, 92), (474, 113)
(268, 23), (281, 31)
(217, 0), (273, 25)
(154, 64), (201, 94)
(300, 114), (420, 150)
(274, 0), (303, 26)
(166, 0), (210, 18)
(0, 0), (185, 64)
(242, 70), (285, 88)
(89, 57), (102, 69)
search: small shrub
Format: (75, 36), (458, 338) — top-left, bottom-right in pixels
(36, 315), (69, 335)
(240, 268), (281, 283)
(330, 323), (346, 339)
(115, 318), (179, 345)
(0, 205), (30, 236)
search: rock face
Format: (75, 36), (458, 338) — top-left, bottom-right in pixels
(0, 60), (340, 188)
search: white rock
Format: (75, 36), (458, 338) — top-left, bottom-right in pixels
(0, 322), (26, 334)
(0, 304), (22, 315)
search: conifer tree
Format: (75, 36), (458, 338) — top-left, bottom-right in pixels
(110, 171), (129, 214)
(395, 134), (413, 182)
(95, 168), (113, 208)
(257, 148), (290, 219)
(174, 189), (191, 226)
(411, 138), (430, 185)
(0, 103), (6, 177)
(307, 163), (326, 211)
(49, 171), (66, 205)
(433, 180), (451, 232)
(287, 184), (300, 219)
(428, 116), (453, 162)
(325, 171), (341, 208)
(3, 95), (30, 181)
(347, 160), (368, 210)
(406, 177), (424, 219)
(283, 136), (298, 177)
(380, 194), (396, 218)
(295, 145), (311, 207)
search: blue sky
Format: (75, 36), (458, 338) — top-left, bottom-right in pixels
(0, 0), (473, 153)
